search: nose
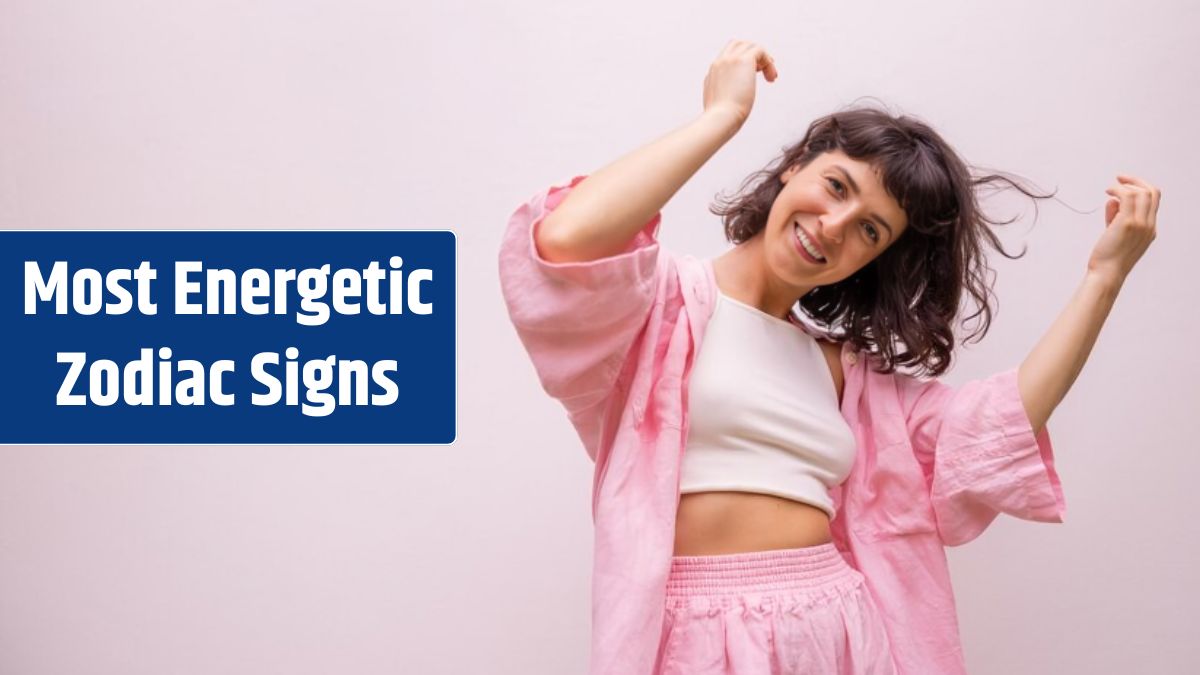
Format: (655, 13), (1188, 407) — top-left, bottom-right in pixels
(818, 206), (855, 244)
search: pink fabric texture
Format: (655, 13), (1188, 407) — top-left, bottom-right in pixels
(658, 543), (896, 675)
(498, 176), (1068, 675)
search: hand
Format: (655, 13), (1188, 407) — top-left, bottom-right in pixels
(1087, 174), (1160, 285)
(702, 40), (778, 128)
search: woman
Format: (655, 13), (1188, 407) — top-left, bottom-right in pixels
(498, 40), (1159, 674)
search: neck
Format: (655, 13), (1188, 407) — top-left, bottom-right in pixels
(714, 234), (815, 321)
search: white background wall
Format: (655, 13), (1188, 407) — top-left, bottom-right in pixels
(1, 1), (1196, 673)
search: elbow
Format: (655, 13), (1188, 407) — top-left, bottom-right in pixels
(534, 214), (583, 263)
(536, 214), (617, 264)
(534, 208), (658, 265)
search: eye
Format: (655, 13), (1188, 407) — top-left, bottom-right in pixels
(828, 177), (881, 244)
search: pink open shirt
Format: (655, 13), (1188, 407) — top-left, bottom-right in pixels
(498, 176), (1067, 675)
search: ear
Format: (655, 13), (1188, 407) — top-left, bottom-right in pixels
(781, 164), (799, 184)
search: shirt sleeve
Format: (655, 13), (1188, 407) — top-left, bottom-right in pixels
(498, 175), (666, 426)
(897, 367), (1067, 547)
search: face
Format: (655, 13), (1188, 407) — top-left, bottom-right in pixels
(764, 149), (908, 295)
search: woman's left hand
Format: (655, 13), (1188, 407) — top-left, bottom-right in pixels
(1088, 174), (1160, 285)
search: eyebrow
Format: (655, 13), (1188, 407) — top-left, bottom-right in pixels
(831, 164), (896, 241)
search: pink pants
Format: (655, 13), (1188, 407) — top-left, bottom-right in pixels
(654, 542), (897, 675)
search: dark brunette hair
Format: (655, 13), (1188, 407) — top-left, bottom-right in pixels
(710, 102), (1057, 378)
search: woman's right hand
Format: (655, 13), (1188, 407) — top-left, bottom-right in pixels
(702, 40), (778, 128)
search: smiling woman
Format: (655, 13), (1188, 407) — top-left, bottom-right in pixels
(500, 37), (1155, 675)
(709, 108), (1058, 378)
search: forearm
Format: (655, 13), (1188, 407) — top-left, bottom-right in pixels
(1017, 271), (1123, 435)
(537, 107), (744, 263)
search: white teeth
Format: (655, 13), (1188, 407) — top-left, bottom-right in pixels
(794, 222), (826, 261)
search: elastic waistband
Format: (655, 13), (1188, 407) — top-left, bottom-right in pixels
(666, 542), (859, 598)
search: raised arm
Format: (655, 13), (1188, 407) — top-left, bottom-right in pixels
(1017, 174), (1160, 434)
(536, 40), (779, 263)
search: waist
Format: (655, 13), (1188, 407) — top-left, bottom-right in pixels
(666, 540), (860, 600)
(673, 491), (833, 556)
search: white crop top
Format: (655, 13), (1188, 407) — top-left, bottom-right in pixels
(678, 290), (857, 518)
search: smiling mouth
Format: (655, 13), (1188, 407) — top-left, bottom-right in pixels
(793, 221), (827, 263)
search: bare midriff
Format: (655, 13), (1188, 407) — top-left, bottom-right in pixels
(672, 491), (833, 556)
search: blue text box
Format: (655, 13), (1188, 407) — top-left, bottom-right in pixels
(2, 231), (456, 444)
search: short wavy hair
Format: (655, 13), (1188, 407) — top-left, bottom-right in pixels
(710, 103), (1057, 378)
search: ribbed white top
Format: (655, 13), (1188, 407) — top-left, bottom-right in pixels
(679, 290), (857, 518)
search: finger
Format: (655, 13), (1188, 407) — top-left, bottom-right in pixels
(765, 54), (779, 80)
(1106, 198), (1119, 226)
(1132, 188), (1151, 229)
(1118, 175), (1162, 229)
(1104, 185), (1136, 222)
(1116, 175), (1156, 221)
(1117, 174), (1154, 192)
(744, 45), (777, 81)
(1115, 185), (1137, 224)
(760, 53), (778, 81)
(1105, 185), (1135, 202)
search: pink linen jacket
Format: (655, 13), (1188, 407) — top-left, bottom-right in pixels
(498, 176), (1067, 675)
